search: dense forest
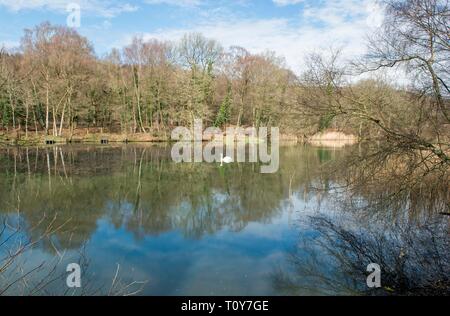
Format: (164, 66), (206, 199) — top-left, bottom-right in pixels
(0, 25), (299, 137)
(0, 0), (449, 155)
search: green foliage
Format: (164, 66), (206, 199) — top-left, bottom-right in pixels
(214, 84), (232, 128)
(0, 91), (11, 128)
(318, 112), (335, 131)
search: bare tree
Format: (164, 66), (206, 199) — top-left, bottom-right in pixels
(299, 2), (450, 164)
(364, 0), (450, 121)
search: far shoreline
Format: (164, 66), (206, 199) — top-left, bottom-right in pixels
(0, 129), (359, 148)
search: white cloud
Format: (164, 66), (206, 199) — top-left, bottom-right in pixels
(0, 0), (138, 17)
(144, 0), (202, 6)
(272, 0), (305, 6)
(0, 40), (20, 50)
(117, 0), (384, 73)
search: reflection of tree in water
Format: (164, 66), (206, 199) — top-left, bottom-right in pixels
(102, 144), (341, 239)
(0, 214), (146, 296)
(331, 144), (450, 217)
(274, 143), (450, 296)
(0, 144), (341, 246)
(273, 214), (450, 296)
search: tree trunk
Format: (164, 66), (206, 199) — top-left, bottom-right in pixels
(45, 78), (50, 135)
(25, 100), (29, 138)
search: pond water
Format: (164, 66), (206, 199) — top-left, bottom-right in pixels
(0, 144), (447, 296)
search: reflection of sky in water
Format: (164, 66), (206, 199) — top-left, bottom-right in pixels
(83, 190), (335, 295)
(87, 204), (299, 295)
(1, 195), (325, 295)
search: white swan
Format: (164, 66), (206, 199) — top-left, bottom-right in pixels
(220, 154), (233, 166)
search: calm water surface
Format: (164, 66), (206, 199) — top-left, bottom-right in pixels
(0, 144), (446, 295)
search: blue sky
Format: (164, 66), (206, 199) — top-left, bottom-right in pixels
(0, 0), (385, 70)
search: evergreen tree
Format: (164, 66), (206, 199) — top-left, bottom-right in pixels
(214, 84), (232, 127)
